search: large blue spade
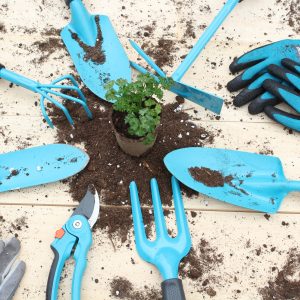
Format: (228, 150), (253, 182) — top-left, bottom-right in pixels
(0, 144), (89, 192)
(164, 147), (300, 214)
(61, 0), (131, 101)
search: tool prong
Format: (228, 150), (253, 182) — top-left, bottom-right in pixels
(129, 182), (149, 247)
(150, 178), (168, 238)
(171, 177), (192, 250)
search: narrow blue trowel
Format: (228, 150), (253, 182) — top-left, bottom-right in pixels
(61, 0), (131, 101)
(0, 144), (89, 192)
(164, 147), (300, 214)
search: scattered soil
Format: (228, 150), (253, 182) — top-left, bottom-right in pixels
(110, 277), (161, 300)
(70, 15), (105, 65)
(141, 38), (178, 68)
(276, 0), (300, 34)
(189, 167), (233, 187)
(260, 248), (300, 300)
(0, 22), (6, 33)
(51, 88), (217, 241)
(32, 37), (65, 64)
(185, 20), (196, 39)
(180, 239), (224, 297)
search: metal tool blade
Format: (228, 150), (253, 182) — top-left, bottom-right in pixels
(72, 185), (100, 228)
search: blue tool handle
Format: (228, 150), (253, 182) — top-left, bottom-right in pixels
(46, 226), (76, 300)
(172, 0), (240, 81)
(162, 279), (186, 300)
(264, 106), (300, 132)
(67, 0), (96, 46)
(0, 67), (38, 92)
(71, 225), (92, 300)
(129, 40), (167, 77)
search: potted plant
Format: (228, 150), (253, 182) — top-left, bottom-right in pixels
(105, 73), (172, 157)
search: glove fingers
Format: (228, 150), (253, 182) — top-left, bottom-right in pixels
(265, 106), (300, 132)
(231, 73), (278, 106)
(248, 92), (281, 115)
(0, 260), (26, 300)
(268, 64), (300, 90)
(282, 58), (300, 74)
(0, 238), (20, 284)
(227, 72), (259, 92)
(263, 80), (300, 113)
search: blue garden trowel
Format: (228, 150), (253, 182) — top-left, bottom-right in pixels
(164, 147), (300, 214)
(61, 0), (131, 100)
(0, 144), (89, 192)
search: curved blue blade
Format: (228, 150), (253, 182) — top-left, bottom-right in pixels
(0, 144), (89, 192)
(61, 15), (131, 101)
(164, 147), (292, 213)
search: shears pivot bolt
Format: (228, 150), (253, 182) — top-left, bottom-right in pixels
(73, 220), (82, 229)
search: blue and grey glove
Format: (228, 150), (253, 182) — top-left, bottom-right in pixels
(227, 39), (300, 110)
(263, 58), (300, 131)
(0, 238), (26, 300)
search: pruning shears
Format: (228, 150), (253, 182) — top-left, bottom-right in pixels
(46, 185), (100, 300)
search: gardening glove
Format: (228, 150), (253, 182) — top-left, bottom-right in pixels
(227, 39), (300, 109)
(262, 58), (300, 131)
(0, 238), (26, 300)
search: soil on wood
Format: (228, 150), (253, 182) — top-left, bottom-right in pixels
(51, 88), (217, 241)
(70, 15), (105, 65)
(32, 37), (65, 64)
(110, 277), (162, 300)
(260, 248), (300, 300)
(189, 167), (234, 187)
(141, 38), (178, 68)
(179, 239), (224, 297)
(0, 23), (6, 33)
(276, 0), (300, 34)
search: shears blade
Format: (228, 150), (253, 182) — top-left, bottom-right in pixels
(72, 185), (100, 228)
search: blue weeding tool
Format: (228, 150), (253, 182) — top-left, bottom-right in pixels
(61, 0), (131, 100)
(130, 177), (191, 300)
(164, 147), (300, 214)
(46, 185), (100, 300)
(0, 64), (92, 128)
(130, 0), (240, 114)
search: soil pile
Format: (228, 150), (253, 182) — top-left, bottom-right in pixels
(51, 88), (217, 240)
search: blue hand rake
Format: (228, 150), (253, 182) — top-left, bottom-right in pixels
(0, 64), (92, 128)
(129, 176), (191, 300)
(130, 0), (240, 114)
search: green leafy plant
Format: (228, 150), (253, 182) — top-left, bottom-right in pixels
(105, 73), (173, 144)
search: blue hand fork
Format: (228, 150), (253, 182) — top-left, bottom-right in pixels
(130, 177), (191, 300)
(0, 64), (92, 128)
(46, 185), (100, 300)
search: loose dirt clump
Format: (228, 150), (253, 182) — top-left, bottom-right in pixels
(260, 248), (300, 300)
(32, 37), (65, 64)
(51, 88), (217, 241)
(180, 239), (224, 297)
(0, 23), (6, 33)
(141, 38), (178, 68)
(110, 277), (162, 300)
(70, 16), (105, 65)
(276, 0), (300, 34)
(189, 167), (233, 187)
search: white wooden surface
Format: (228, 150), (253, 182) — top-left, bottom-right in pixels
(0, 0), (299, 299)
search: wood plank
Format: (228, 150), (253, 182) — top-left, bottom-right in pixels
(0, 205), (298, 299)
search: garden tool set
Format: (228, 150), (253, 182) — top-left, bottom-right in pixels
(0, 64), (92, 128)
(130, 177), (191, 300)
(164, 147), (300, 214)
(0, 144), (89, 193)
(130, 0), (240, 114)
(227, 39), (300, 131)
(2, 0), (300, 298)
(61, 0), (131, 100)
(0, 238), (26, 300)
(46, 185), (100, 300)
